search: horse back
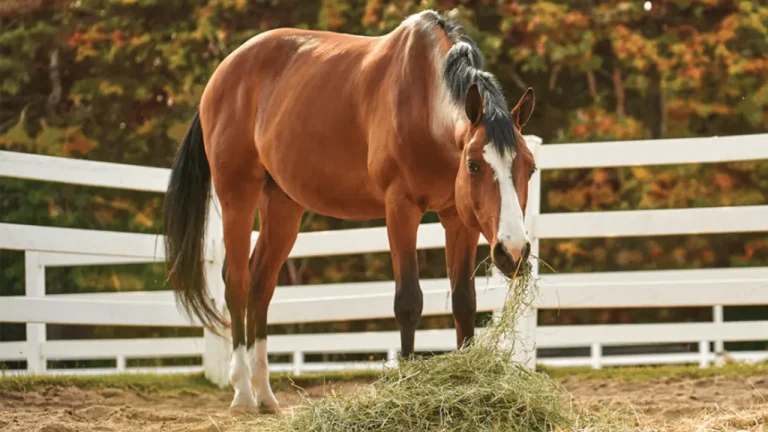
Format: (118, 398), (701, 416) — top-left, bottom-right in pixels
(200, 14), (461, 219)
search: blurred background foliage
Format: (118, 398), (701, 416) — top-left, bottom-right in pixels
(1, 0), (767, 349)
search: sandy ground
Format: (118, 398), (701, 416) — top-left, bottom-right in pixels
(562, 374), (768, 430)
(1, 374), (767, 431)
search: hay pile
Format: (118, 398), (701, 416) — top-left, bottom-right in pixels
(252, 265), (625, 431)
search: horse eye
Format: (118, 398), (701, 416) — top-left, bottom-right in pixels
(529, 166), (537, 178)
(467, 160), (480, 174)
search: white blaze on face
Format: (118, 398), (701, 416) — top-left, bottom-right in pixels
(482, 143), (529, 256)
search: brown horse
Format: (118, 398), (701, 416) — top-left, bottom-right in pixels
(163, 10), (536, 412)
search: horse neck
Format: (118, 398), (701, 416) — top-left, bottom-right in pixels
(354, 19), (465, 211)
(374, 21), (463, 146)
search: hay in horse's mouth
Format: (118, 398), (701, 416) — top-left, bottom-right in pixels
(247, 264), (632, 431)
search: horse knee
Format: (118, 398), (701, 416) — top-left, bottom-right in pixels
(394, 284), (423, 328)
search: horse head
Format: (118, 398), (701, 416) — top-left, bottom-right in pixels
(453, 85), (537, 276)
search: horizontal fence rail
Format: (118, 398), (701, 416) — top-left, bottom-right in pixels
(4, 205), (768, 263)
(536, 133), (768, 169)
(271, 206), (768, 258)
(0, 223), (172, 260)
(0, 150), (170, 193)
(1, 133), (768, 379)
(536, 205), (768, 239)
(33, 266), (768, 310)
(4, 267), (766, 325)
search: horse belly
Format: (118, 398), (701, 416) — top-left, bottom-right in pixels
(260, 143), (386, 221)
(248, 31), (388, 220)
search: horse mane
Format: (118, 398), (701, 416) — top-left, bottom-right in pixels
(429, 13), (518, 156)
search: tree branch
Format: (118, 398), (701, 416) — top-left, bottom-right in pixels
(299, 212), (316, 232)
(0, 105), (28, 133)
(508, 69), (528, 91)
(283, 211), (317, 285)
(658, 79), (667, 138)
(297, 258), (310, 282)
(549, 63), (563, 91)
(612, 67), (625, 117)
(46, 47), (62, 122)
(586, 70), (599, 102)
(285, 259), (298, 285)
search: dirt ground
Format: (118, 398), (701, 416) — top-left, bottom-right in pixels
(561, 374), (768, 430)
(1, 374), (767, 431)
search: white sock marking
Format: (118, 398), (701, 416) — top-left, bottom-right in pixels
(249, 339), (278, 408)
(229, 345), (257, 408)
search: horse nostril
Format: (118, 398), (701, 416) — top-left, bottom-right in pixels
(493, 242), (508, 260)
(521, 242), (531, 261)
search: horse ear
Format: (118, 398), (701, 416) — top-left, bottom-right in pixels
(465, 83), (484, 126)
(511, 87), (535, 128)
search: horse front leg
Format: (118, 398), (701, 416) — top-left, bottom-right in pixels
(439, 209), (481, 348)
(385, 194), (425, 358)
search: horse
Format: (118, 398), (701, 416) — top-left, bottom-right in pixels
(162, 9), (537, 412)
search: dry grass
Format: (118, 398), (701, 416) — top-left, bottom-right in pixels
(669, 408), (767, 431)
(246, 264), (633, 431)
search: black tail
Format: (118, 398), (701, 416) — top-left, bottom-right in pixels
(163, 110), (227, 334)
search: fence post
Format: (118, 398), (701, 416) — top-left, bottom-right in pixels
(386, 348), (399, 368)
(713, 305), (724, 366)
(590, 343), (602, 370)
(203, 195), (230, 387)
(25, 252), (46, 374)
(699, 340), (711, 368)
(116, 355), (127, 372)
(293, 351), (304, 376)
(509, 135), (542, 370)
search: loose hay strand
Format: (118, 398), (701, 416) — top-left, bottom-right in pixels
(250, 263), (628, 431)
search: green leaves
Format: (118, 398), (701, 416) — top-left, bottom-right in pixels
(0, 112), (35, 149)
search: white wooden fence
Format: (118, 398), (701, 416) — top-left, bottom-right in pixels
(1, 133), (767, 387)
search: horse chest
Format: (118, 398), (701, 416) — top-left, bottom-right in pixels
(366, 140), (458, 213)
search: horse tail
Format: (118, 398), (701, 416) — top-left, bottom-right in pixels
(163, 110), (227, 334)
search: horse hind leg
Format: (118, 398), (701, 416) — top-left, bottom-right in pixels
(246, 178), (305, 413)
(214, 158), (266, 411)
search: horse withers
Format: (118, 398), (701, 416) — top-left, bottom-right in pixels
(162, 10), (537, 412)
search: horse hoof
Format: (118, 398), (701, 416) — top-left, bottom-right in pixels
(229, 390), (259, 417)
(229, 403), (259, 416)
(229, 402), (260, 417)
(258, 403), (281, 415)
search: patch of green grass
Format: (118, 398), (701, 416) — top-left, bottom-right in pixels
(0, 369), (383, 394)
(540, 360), (768, 382)
(0, 372), (217, 393)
